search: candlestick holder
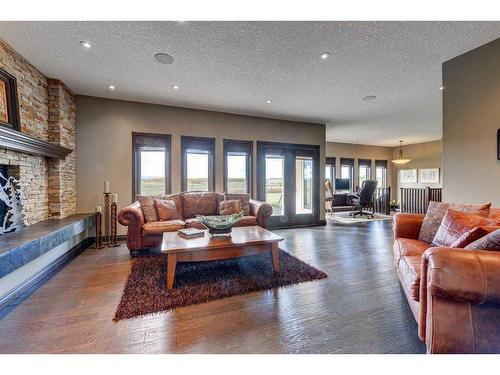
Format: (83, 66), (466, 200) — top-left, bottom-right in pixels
(95, 212), (103, 249)
(109, 202), (120, 247)
(103, 192), (111, 245)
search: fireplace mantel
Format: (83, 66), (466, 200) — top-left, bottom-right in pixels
(0, 126), (72, 159)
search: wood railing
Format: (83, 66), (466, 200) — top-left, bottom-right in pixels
(400, 187), (442, 214)
(373, 187), (391, 215)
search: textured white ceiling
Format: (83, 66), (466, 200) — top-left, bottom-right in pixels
(0, 21), (499, 146)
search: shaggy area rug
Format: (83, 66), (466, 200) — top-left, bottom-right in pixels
(114, 250), (327, 321)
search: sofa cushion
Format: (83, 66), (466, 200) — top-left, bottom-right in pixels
(154, 199), (179, 221)
(418, 201), (491, 243)
(142, 220), (185, 235)
(163, 193), (183, 219)
(182, 192), (217, 219)
(489, 208), (500, 223)
(185, 218), (207, 229)
(450, 226), (500, 248)
(398, 255), (422, 301)
(432, 209), (496, 247)
(465, 229), (500, 251)
(224, 193), (250, 215)
(137, 195), (158, 222)
(234, 216), (257, 227)
(393, 238), (431, 262)
(219, 200), (240, 215)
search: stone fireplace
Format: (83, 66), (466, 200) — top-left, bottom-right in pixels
(0, 39), (77, 228)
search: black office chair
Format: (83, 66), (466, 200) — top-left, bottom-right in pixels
(346, 180), (378, 218)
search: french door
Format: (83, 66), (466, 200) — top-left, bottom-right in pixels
(257, 142), (320, 228)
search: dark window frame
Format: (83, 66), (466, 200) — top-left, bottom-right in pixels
(223, 139), (253, 195)
(325, 157), (336, 183)
(375, 159), (388, 188)
(340, 157), (355, 190)
(181, 135), (216, 192)
(132, 132), (171, 201)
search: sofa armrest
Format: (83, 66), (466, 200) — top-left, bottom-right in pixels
(419, 247), (500, 353)
(249, 199), (273, 228)
(118, 201), (145, 252)
(393, 213), (425, 240)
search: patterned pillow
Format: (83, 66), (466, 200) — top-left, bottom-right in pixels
(432, 209), (496, 247)
(450, 226), (500, 248)
(465, 229), (500, 251)
(219, 200), (240, 215)
(154, 199), (179, 221)
(418, 201), (491, 243)
(137, 195), (157, 222)
(224, 193), (250, 215)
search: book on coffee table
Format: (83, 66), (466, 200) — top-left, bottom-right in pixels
(177, 228), (205, 239)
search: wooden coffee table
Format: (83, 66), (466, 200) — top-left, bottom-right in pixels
(161, 226), (284, 290)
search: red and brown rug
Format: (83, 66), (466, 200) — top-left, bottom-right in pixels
(114, 250), (327, 321)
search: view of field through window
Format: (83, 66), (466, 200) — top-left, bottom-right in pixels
(227, 153), (247, 193)
(186, 152), (209, 191)
(139, 150), (166, 195)
(265, 155), (284, 215)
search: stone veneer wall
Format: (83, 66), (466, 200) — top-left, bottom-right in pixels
(0, 39), (76, 224)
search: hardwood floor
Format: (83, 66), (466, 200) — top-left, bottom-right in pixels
(0, 220), (425, 354)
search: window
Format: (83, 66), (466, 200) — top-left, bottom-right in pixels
(265, 154), (285, 216)
(358, 159), (371, 187)
(223, 139), (253, 194)
(340, 158), (354, 191)
(181, 136), (215, 192)
(296, 156), (313, 214)
(375, 160), (388, 188)
(132, 133), (171, 199)
(325, 157), (336, 184)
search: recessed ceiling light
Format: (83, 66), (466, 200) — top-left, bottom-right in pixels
(79, 41), (91, 49)
(173, 85), (179, 90)
(108, 85), (115, 90)
(154, 53), (174, 65)
(320, 52), (331, 60)
(439, 86), (445, 90)
(265, 100), (272, 104)
(362, 95), (377, 101)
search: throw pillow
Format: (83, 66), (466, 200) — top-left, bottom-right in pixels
(219, 200), (241, 215)
(418, 201), (491, 243)
(431, 209), (496, 248)
(137, 195), (157, 222)
(464, 229), (500, 251)
(224, 193), (250, 215)
(450, 226), (500, 248)
(154, 199), (179, 221)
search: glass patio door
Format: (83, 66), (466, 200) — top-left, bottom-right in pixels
(258, 142), (319, 228)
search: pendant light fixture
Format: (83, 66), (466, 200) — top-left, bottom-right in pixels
(392, 140), (411, 165)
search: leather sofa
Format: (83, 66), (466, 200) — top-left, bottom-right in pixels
(393, 208), (500, 353)
(118, 191), (273, 256)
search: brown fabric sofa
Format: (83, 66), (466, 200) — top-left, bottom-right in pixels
(118, 192), (273, 256)
(393, 208), (500, 353)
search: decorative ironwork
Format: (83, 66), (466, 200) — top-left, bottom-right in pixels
(95, 212), (103, 249)
(103, 192), (111, 244)
(110, 202), (119, 247)
(0, 170), (23, 234)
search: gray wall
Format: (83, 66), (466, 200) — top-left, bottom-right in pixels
(75, 96), (326, 233)
(442, 38), (500, 206)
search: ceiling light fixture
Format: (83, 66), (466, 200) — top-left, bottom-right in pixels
(108, 85), (115, 90)
(79, 41), (91, 49)
(320, 52), (331, 60)
(439, 86), (445, 90)
(173, 85), (179, 90)
(154, 53), (174, 65)
(265, 100), (272, 104)
(362, 95), (377, 101)
(391, 140), (411, 165)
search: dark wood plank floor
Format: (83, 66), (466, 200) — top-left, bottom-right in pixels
(0, 220), (425, 353)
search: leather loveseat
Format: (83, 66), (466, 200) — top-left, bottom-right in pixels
(118, 191), (273, 256)
(393, 207), (500, 353)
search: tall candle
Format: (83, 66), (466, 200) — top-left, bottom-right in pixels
(104, 180), (110, 193)
(112, 193), (118, 203)
(95, 205), (102, 213)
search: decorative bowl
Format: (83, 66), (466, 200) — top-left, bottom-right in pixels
(197, 211), (244, 236)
